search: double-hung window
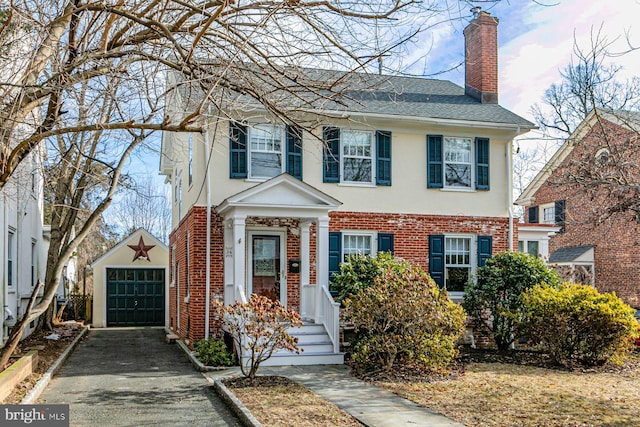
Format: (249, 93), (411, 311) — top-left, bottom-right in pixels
(230, 123), (302, 180)
(445, 236), (472, 292)
(518, 240), (540, 257)
(323, 127), (391, 186)
(444, 137), (472, 188)
(543, 206), (555, 224)
(342, 232), (375, 261)
(427, 135), (489, 190)
(342, 131), (374, 184)
(249, 124), (284, 179)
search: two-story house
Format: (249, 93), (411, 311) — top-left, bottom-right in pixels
(516, 109), (640, 310)
(160, 11), (534, 365)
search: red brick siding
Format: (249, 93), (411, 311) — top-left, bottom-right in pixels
(169, 208), (516, 342)
(529, 120), (640, 308)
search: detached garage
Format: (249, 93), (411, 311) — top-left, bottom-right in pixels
(91, 229), (169, 328)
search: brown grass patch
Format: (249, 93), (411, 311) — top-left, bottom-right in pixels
(226, 376), (361, 426)
(377, 356), (640, 427)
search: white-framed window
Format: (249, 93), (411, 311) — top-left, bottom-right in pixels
(342, 130), (374, 184)
(188, 133), (193, 187)
(342, 231), (376, 261)
(31, 239), (37, 287)
(543, 205), (555, 224)
(444, 137), (473, 188)
(445, 236), (473, 292)
(7, 229), (15, 288)
(518, 240), (540, 258)
(177, 176), (183, 220)
(249, 124), (285, 179)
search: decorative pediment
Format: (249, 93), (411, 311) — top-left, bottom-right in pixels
(216, 174), (342, 216)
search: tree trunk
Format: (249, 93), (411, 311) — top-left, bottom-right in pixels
(0, 282), (43, 369)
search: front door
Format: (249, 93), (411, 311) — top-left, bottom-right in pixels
(248, 232), (285, 304)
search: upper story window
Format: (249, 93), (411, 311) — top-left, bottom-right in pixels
(542, 205), (555, 224)
(188, 133), (193, 186)
(427, 135), (490, 190)
(342, 130), (374, 184)
(249, 124), (284, 179)
(323, 127), (391, 186)
(229, 122), (302, 181)
(444, 137), (472, 188)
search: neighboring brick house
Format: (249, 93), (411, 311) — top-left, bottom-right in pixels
(160, 11), (534, 365)
(516, 110), (640, 310)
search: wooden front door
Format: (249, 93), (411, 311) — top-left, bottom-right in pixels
(249, 233), (285, 304)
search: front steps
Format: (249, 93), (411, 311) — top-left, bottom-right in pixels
(244, 322), (344, 366)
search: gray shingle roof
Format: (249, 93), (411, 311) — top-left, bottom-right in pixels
(175, 66), (535, 128)
(549, 245), (594, 263)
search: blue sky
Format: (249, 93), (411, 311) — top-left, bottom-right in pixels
(413, 0), (640, 132)
(113, 0), (640, 218)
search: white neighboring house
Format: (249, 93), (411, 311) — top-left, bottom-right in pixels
(0, 144), (47, 343)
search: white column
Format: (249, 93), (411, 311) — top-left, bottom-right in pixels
(232, 215), (247, 303)
(300, 221), (312, 319)
(223, 219), (234, 305)
(315, 216), (330, 323)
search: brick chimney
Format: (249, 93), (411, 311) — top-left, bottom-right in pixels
(464, 9), (499, 104)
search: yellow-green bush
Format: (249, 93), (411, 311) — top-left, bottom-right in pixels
(519, 282), (640, 367)
(345, 258), (466, 374)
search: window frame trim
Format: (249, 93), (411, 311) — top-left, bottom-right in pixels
(443, 136), (475, 190)
(339, 129), (376, 186)
(443, 233), (476, 298)
(247, 123), (286, 181)
(341, 230), (378, 261)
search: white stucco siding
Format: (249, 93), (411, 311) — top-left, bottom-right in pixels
(201, 119), (513, 218)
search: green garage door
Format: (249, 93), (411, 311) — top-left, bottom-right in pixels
(107, 268), (165, 326)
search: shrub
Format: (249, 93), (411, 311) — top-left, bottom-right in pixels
(331, 251), (407, 303)
(345, 258), (466, 374)
(463, 251), (560, 351)
(194, 338), (235, 367)
(215, 295), (302, 379)
(519, 282), (640, 367)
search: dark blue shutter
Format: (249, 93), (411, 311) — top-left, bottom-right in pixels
(286, 125), (303, 180)
(229, 122), (247, 178)
(475, 137), (490, 190)
(528, 206), (539, 224)
(323, 127), (340, 183)
(328, 232), (342, 294)
(429, 235), (445, 287)
(376, 131), (392, 186)
(477, 236), (493, 267)
(427, 135), (443, 188)
(377, 233), (394, 254)
(555, 200), (566, 232)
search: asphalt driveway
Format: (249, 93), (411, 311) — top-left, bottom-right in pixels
(38, 327), (240, 427)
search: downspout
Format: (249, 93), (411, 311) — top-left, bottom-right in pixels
(204, 121), (212, 339)
(507, 128), (519, 251)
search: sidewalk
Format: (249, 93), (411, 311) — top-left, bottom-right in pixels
(204, 364), (465, 427)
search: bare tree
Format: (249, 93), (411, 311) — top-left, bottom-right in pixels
(0, 0), (489, 364)
(530, 30), (640, 224)
(111, 176), (171, 244)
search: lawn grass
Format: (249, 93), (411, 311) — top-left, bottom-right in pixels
(377, 359), (640, 427)
(227, 377), (361, 426)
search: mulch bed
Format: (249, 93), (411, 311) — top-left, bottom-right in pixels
(2, 322), (85, 403)
(224, 375), (295, 388)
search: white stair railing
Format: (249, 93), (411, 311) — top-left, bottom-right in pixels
(319, 286), (340, 353)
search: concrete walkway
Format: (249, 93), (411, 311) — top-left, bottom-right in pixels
(38, 328), (240, 427)
(205, 364), (465, 427)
